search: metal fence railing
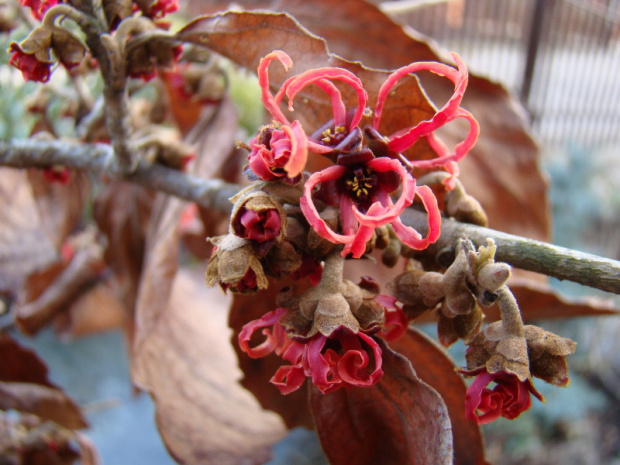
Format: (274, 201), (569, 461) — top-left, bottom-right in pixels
(393, 0), (620, 147)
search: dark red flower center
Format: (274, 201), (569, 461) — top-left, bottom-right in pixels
(343, 166), (378, 201)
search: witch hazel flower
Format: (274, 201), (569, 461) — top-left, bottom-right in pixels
(460, 281), (575, 424)
(9, 7), (87, 83)
(258, 51), (477, 257)
(238, 254), (405, 394)
(461, 367), (543, 424)
(240, 308), (384, 395)
(300, 148), (441, 258)
(245, 51), (368, 183)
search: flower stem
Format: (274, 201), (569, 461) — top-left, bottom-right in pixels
(496, 286), (525, 338)
(319, 253), (346, 293)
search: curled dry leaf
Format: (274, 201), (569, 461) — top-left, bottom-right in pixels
(15, 242), (105, 336)
(0, 168), (57, 294)
(391, 328), (489, 465)
(310, 338), (453, 465)
(94, 181), (155, 312)
(133, 269), (286, 464)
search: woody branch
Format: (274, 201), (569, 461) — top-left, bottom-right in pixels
(0, 138), (618, 295)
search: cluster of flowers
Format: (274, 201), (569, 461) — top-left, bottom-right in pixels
(208, 51), (577, 422)
(9, 0), (180, 83)
(245, 51), (478, 259)
(207, 50), (482, 395)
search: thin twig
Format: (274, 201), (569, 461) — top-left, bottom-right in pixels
(1, 139), (619, 295)
(400, 208), (620, 295)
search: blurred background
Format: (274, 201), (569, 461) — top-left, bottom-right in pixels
(3, 0), (620, 463)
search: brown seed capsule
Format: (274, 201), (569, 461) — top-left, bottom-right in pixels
(524, 325), (577, 386)
(205, 235), (268, 294)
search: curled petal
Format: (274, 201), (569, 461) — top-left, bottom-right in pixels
(336, 332), (383, 387)
(375, 295), (409, 342)
(390, 185), (441, 250)
(238, 307), (288, 358)
(300, 165), (358, 246)
(306, 335), (332, 389)
(375, 53), (469, 153)
(284, 67), (368, 131)
(409, 108), (480, 172)
(282, 120), (309, 177)
(271, 364), (307, 395)
(464, 369), (544, 425)
(258, 50), (293, 124)
(464, 371), (501, 424)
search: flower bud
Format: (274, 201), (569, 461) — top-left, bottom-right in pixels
(49, 27), (86, 70)
(445, 188), (488, 226)
(245, 121), (308, 183)
(264, 240), (303, 275)
(437, 302), (483, 347)
(387, 269), (441, 319)
(230, 191), (285, 246)
(136, 127), (195, 170)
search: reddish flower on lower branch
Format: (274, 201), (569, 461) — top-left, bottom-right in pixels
(300, 153), (441, 258)
(463, 368), (544, 425)
(9, 43), (52, 83)
(239, 308), (383, 394)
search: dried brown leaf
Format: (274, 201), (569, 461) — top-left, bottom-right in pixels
(0, 381), (87, 430)
(177, 11), (436, 137)
(310, 338), (453, 465)
(0, 168), (57, 293)
(133, 177), (285, 462)
(391, 328), (489, 465)
(93, 181), (155, 311)
(483, 278), (619, 322)
(0, 334), (53, 387)
(27, 168), (90, 249)
(133, 269), (286, 464)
